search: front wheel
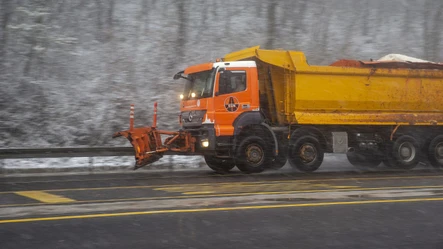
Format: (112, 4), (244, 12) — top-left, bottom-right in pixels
(235, 136), (272, 173)
(288, 135), (324, 172)
(204, 155), (236, 173)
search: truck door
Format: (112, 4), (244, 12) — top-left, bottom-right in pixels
(213, 68), (256, 136)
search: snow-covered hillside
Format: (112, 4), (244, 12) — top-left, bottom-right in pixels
(0, 0), (442, 148)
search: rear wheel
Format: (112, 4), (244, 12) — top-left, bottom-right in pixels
(428, 135), (443, 168)
(268, 140), (288, 170)
(268, 152), (287, 170)
(346, 151), (382, 170)
(204, 155), (236, 173)
(385, 135), (420, 170)
(288, 135), (324, 172)
(235, 136), (271, 173)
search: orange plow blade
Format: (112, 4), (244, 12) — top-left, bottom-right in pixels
(113, 103), (196, 169)
(113, 127), (165, 169)
(113, 127), (197, 170)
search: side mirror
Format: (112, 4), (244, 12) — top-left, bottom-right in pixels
(173, 71), (184, 80)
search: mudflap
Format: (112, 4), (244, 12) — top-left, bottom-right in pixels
(113, 127), (165, 169)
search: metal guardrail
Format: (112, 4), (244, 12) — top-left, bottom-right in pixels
(0, 147), (135, 159)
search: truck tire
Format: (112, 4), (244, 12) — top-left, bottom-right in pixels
(235, 136), (271, 173)
(288, 135), (324, 172)
(268, 152), (287, 170)
(204, 155), (236, 173)
(428, 135), (443, 168)
(385, 135), (420, 170)
(346, 151), (382, 169)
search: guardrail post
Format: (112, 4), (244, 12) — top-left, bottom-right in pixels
(89, 157), (94, 172)
(130, 104), (135, 131)
(153, 102), (158, 129)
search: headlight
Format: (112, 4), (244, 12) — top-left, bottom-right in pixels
(179, 94), (184, 100)
(201, 139), (209, 148)
(191, 92), (196, 98)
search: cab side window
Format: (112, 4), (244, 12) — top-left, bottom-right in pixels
(218, 71), (247, 95)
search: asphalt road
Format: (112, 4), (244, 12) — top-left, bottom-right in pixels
(1, 164), (443, 249)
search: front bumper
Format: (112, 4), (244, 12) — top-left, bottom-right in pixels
(184, 124), (216, 153)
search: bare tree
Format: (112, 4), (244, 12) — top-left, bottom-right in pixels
(94, 0), (114, 42)
(0, 1), (12, 67)
(426, 1), (442, 61)
(361, 0), (370, 36)
(176, 1), (187, 60)
(266, 0), (277, 49)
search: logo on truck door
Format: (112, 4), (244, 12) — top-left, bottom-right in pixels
(224, 96), (239, 112)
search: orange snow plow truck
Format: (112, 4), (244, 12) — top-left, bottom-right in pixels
(114, 46), (443, 173)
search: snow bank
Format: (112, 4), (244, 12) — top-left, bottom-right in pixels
(0, 155), (206, 174)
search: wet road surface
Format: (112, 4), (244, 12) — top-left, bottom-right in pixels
(1, 166), (443, 248)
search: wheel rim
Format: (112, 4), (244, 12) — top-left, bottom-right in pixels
(397, 141), (416, 163)
(299, 143), (317, 164)
(245, 143), (264, 166)
(434, 142), (443, 164)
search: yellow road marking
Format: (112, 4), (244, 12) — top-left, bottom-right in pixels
(0, 181), (351, 194)
(1, 197), (443, 224)
(154, 182), (357, 194)
(2, 173), (443, 194)
(0, 172), (246, 185)
(15, 191), (75, 203)
(183, 191), (215, 195)
(2, 184), (443, 208)
(2, 174), (443, 194)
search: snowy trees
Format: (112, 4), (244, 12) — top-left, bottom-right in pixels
(0, 0), (442, 147)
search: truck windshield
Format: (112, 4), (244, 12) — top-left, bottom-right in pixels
(183, 69), (215, 100)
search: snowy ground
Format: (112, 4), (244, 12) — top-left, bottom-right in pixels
(0, 155), (207, 174)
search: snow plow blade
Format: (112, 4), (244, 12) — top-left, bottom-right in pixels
(113, 127), (197, 170)
(113, 127), (165, 169)
(113, 103), (197, 169)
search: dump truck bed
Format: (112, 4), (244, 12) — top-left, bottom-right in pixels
(224, 46), (443, 126)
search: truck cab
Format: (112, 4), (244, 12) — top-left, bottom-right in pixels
(176, 61), (260, 147)
(174, 61), (279, 173)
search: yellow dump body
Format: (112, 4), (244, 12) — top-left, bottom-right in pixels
(224, 46), (443, 126)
